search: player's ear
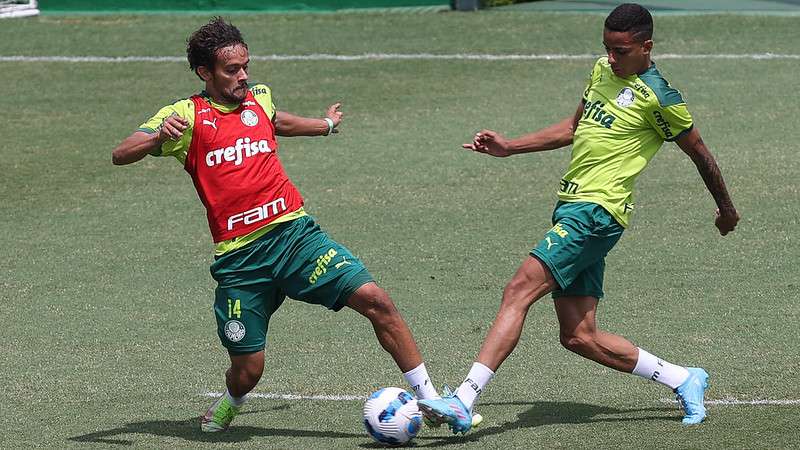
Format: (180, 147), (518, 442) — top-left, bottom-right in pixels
(197, 66), (212, 82)
(642, 39), (653, 55)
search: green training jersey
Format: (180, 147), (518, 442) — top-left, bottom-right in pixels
(559, 57), (693, 227)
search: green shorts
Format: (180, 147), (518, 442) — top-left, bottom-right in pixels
(531, 201), (624, 299)
(210, 215), (374, 355)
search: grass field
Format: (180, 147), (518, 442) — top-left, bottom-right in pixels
(1, 10), (799, 449)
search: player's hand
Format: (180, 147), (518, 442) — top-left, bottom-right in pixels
(158, 113), (189, 142)
(463, 130), (512, 157)
(326, 102), (343, 132)
(714, 208), (739, 236)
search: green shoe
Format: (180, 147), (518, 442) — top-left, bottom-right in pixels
(201, 395), (241, 432)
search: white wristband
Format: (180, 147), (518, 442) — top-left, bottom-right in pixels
(323, 117), (335, 136)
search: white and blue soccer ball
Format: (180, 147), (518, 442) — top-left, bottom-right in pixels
(363, 387), (423, 446)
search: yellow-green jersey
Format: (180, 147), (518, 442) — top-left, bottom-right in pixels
(138, 83), (278, 163)
(138, 84), (307, 255)
(559, 57), (693, 227)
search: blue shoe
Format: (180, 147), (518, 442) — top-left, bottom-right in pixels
(422, 385), (483, 429)
(418, 394), (472, 434)
(674, 367), (709, 425)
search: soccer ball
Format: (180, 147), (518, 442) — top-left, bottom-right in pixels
(363, 387), (423, 446)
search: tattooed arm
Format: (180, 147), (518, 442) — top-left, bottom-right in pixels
(676, 127), (740, 236)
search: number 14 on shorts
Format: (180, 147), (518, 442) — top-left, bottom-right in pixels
(227, 298), (242, 319)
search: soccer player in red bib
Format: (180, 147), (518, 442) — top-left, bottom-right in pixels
(112, 17), (440, 433)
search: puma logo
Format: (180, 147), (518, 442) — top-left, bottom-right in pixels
(334, 257), (352, 269)
(202, 118), (218, 130)
(545, 236), (558, 250)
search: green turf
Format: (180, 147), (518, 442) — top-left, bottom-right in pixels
(1, 11), (798, 449)
(493, 0), (800, 13)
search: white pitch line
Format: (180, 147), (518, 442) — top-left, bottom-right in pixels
(660, 398), (800, 406)
(201, 392), (800, 406)
(203, 391), (364, 402)
(1, 53), (800, 63)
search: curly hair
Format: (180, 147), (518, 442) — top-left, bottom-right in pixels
(186, 17), (248, 80)
(605, 3), (653, 42)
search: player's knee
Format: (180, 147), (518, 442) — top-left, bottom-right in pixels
(500, 278), (537, 311)
(353, 285), (399, 323)
(500, 257), (557, 310)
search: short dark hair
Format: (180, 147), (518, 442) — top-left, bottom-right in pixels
(186, 17), (248, 80)
(604, 3), (653, 41)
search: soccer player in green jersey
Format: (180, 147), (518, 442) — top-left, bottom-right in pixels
(419, 3), (739, 432)
(111, 18), (442, 433)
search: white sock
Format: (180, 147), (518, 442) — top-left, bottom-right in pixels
(403, 363), (439, 400)
(632, 348), (690, 389)
(224, 389), (247, 407)
(455, 362), (495, 411)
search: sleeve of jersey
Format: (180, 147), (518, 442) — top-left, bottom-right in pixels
(250, 84), (276, 120)
(582, 59), (602, 102)
(137, 100), (194, 159)
(646, 102), (693, 142)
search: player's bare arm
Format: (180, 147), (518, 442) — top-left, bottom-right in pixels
(463, 102), (584, 157)
(274, 102), (342, 137)
(112, 114), (189, 165)
(676, 127), (739, 235)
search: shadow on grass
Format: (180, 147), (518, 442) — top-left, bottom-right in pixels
(68, 408), (363, 445)
(69, 400), (677, 447)
(394, 400), (677, 448)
